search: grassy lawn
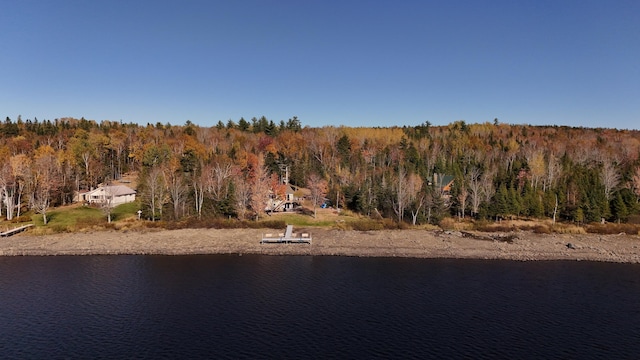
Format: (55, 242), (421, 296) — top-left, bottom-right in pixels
(30, 202), (140, 233)
(24, 200), (634, 235)
(265, 207), (362, 228)
(32, 206), (103, 230)
(111, 202), (140, 221)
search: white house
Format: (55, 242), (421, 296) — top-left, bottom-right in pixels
(82, 185), (136, 206)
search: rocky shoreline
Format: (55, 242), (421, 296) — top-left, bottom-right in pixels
(1, 228), (639, 263)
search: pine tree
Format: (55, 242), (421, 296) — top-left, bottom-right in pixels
(611, 192), (628, 222)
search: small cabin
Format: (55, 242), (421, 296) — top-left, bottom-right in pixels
(266, 184), (302, 212)
(80, 185), (137, 206)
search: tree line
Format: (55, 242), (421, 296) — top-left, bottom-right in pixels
(1, 115), (639, 225)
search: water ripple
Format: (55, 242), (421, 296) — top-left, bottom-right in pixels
(1, 256), (639, 359)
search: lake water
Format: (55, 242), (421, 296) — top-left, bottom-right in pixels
(1, 255), (639, 359)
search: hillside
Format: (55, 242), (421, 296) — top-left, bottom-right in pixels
(1, 117), (639, 227)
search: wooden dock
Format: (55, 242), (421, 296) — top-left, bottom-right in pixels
(261, 225), (312, 244)
(1, 224), (34, 237)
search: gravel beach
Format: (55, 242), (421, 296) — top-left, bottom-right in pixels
(1, 228), (639, 263)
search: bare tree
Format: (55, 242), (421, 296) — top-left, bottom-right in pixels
(481, 168), (496, 205)
(249, 154), (271, 220)
(544, 154), (561, 192)
(146, 167), (165, 221)
(407, 173), (424, 226)
(600, 161), (620, 201)
(31, 148), (58, 224)
(552, 194), (559, 225)
(457, 180), (468, 219)
(80, 151), (93, 188)
(205, 162), (233, 204)
(234, 175), (251, 220)
(468, 167), (482, 217)
(108, 131), (127, 180)
(10, 154), (31, 218)
(307, 173), (328, 218)
(632, 166), (640, 203)
(33, 186), (51, 224)
(166, 169), (188, 220)
(0, 162), (16, 220)
(100, 184), (116, 223)
(392, 167), (410, 223)
(193, 167), (206, 219)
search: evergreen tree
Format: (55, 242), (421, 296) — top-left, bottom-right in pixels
(611, 192), (628, 222)
(286, 116), (302, 131)
(337, 134), (351, 166)
(491, 183), (509, 219)
(522, 184), (544, 218)
(265, 120), (277, 136)
(238, 117), (250, 131)
(508, 186), (523, 216)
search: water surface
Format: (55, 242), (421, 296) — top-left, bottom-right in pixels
(1, 255), (639, 359)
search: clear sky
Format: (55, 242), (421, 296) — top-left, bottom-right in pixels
(1, 0), (638, 129)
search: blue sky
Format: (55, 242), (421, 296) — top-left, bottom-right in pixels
(1, 0), (638, 129)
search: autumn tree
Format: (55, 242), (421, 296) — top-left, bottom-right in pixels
(526, 149), (545, 190)
(307, 173), (328, 218)
(633, 166), (640, 203)
(204, 160), (234, 214)
(248, 153), (271, 220)
(165, 158), (189, 220)
(234, 174), (251, 220)
(10, 154), (31, 218)
(69, 129), (95, 190)
(31, 145), (59, 224)
(407, 173), (424, 225)
(107, 129), (128, 179)
(2, 117), (640, 225)
(456, 178), (469, 219)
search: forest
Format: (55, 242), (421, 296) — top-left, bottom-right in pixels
(1, 115), (640, 227)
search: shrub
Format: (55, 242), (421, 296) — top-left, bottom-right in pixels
(144, 221), (168, 229)
(255, 219), (287, 229)
(10, 215), (32, 223)
(473, 222), (514, 233)
(297, 207), (315, 217)
(439, 217), (456, 231)
(50, 224), (71, 233)
(532, 224), (551, 234)
(351, 220), (384, 231)
(103, 223), (117, 230)
(551, 223), (586, 234)
(386, 219), (409, 230)
(586, 223), (640, 235)
(628, 215), (640, 225)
